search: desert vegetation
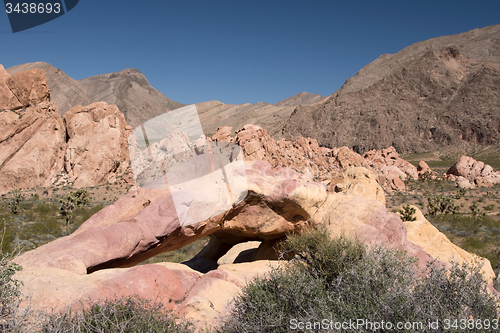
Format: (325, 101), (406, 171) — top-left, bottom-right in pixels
(388, 155), (500, 276)
(222, 228), (500, 333)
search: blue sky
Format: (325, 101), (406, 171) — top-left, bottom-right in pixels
(1, 1), (499, 105)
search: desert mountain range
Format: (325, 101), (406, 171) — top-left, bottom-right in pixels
(7, 24), (500, 156)
(282, 24), (500, 154)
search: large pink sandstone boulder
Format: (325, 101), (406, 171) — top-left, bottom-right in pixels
(0, 64), (49, 111)
(446, 155), (500, 187)
(14, 161), (433, 276)
(0, 102), (66, 195)
(62, 102), (132, 187)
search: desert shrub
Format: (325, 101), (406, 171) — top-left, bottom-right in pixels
(222, 230), (499, 333)
(470, 203), (486, 218)
(427, 194), (458, 216)
(0, 253), (23, 331)
(455, 188), (467, 199)
(2, 189), (23, 215)
(280, 228), (365, 285)
(398, 204), (417, 222)
(41, 297), (192, 333)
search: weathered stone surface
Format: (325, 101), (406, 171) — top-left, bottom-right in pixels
(5, 68), (50, 108)
(62, 102), (132, 187)
(331, 167), (385, 206)
(13, 161), (422, 276)
(0, 64), (23, 110)
(0, 102), (66, 195)
(404, 206), (496, 283)
(16, 264), (187, 312)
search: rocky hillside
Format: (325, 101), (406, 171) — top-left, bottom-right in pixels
(281, 24), (500, 154)
(196, 93), (323, 137)
(6, 62), (184, 128)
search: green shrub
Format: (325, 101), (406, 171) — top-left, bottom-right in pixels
(455, 188), (467, 199)
(222, 231), (499, 333)
(280, 228), (365, 285)
(0, 253), (23, 331)
(42, 296), (193, 333)
(398, 204), (417, 222)
(427, 194), (458, 216)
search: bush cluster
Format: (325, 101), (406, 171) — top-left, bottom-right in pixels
(41, 297), (193, 333)
(222, 228), (499, 333)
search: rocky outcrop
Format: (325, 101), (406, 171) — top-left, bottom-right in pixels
(281, 25), (500, 154)
(446, 155), (500, 188)
(0, 64), (49, 111)
(0, 65), (134, 194)
(212, 125), (418, 192)
(61, 102), (132, 187)
(13, 161), (495, 329)
(0, 67), (65, 194)
(404, 206), (495, 283)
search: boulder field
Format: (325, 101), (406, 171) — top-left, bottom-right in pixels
(13, 161), (495, 331)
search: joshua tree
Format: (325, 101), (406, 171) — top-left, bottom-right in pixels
(60, 189), (89, 235)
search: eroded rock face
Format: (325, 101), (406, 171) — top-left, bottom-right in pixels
(213, 125), (419, 192)
(0, 66), (62, 195)
(0, 102), (66, 194)
(13, 162), (427, 275)
(0, 66), (135, 194)
(62, 102), (132, 187)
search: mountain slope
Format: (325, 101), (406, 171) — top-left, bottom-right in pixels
(281, 24), (500, 154)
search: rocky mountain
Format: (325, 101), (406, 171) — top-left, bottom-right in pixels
(273, 91), (324, 107)
(196, 100), (296, 137)
(281, 24), (500, 154)
(196, 93), (323, 137)
(6, 62), (184, 128)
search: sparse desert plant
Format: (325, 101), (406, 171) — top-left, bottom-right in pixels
(0, 252), (23, 331)
(470, 203), (486, 218)
(484, 204), (495, 211)
(455, 188), (467, 199)
(3, 189), (23, 215)
(398, 204), (417, 222)
(60, 189), (90, 235)
(41, 296), (193, 333)
(427, 194), (458, 216)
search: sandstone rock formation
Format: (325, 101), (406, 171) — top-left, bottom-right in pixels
(212, 125), (417, 192)
(61, 102), (132, 188)
(281, 24), (500, 154)
(0, 65), (134, 194)
(13, 161), (495, 330)
(0, 67), (65, 194)
(446, 155), (500, 188)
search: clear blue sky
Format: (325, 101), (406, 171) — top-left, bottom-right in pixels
(1, 1), (499, 105)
